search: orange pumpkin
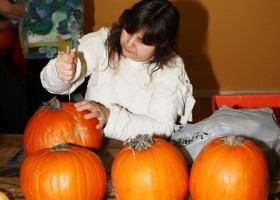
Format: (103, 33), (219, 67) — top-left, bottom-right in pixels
(111, 134), (189, 200)
(189, 135), (269, 200)
(23, 97), (103, 155)
(20, 144), (107, 200)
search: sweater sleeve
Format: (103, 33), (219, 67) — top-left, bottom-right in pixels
(40, 55), (83, 94)
(40, 28), (108, 94)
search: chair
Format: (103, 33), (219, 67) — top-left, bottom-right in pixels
(211, 94), (280, 124)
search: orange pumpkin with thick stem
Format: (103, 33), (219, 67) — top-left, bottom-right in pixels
(111, 134), (189, 200)
(189, 135), (269, 200)
(23, 97), (103, 155)
(20, 144), (107, 200)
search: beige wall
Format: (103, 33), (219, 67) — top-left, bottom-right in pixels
(84, 0), (280, 94)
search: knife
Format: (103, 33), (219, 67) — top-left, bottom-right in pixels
(66, 46), (71, 102)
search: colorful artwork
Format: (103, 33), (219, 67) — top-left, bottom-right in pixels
(18, 0), (83, 59)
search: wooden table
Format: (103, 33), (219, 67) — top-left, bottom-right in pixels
(1, 134), (280, 199)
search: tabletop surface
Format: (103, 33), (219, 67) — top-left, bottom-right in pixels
(1, 133), (280, 200)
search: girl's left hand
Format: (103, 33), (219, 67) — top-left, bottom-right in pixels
(74, 100), (110, 129)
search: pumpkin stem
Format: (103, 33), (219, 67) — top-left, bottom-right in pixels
(220, 135), (245, 146)
(40, 96), (61, 111)
(52, 143), (72, 151)
(123, 134), (154, 158)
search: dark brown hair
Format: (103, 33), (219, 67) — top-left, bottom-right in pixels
(106, 0), (180, 73)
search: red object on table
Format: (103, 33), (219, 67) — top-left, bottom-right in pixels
(211, 94), (280, 124)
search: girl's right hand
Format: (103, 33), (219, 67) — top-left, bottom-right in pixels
(55, 51), (77, 82)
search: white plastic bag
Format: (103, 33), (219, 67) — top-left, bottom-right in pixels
(171, 106), (280, 169)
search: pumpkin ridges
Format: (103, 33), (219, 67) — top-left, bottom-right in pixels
(23, 111), (44, 153)
(70, 149), (88, 199)
(222, 139), (268, 199)
(244, 142), (268, 199)
(20, 148), (48, 199)
(67, 147), (107, 199)
(212, 139), (251, 190)
(24, 109), (68, 153)
(151, 139), (188, 199)
(215, 145), (244, 199)
(122, 147), (145, 199)
(241, 141), (269, 199)
(192, 140), (253, 199)
(139, 145), (162, 199)
(152, 144), (175, 199)
(218, 145), (245, 199)
(37, 150), (72, 199)
(236, 146), (260, 198)
(73, 149), (92, 199)
(190, 139), (222, 199)
(112, 137), (188, 200)
(23, 102), (103, 155)
(64, 149), (83, 199)
(189, 136), (269, 200)
(112, 147), (133, 200)
(115, 142), (160, 199)
(154, 145), (170, 198)
(78, 148), (107, 199)
(37, 151), (57, 199)
(20, 145), (106, 200)
(190, 141), (225, 199)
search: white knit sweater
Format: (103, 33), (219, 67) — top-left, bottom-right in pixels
(41, 27), (195, 141)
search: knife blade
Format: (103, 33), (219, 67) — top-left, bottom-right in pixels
(66, 46), (71, 102)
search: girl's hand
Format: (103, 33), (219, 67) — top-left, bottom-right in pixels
(55, 51), (76, 82)
(75, 100), (110, 129)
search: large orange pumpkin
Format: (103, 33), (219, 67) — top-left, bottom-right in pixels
(111, 134), (189, 200)
(189, 135), (269, 200)
(23, 97), (103, 155)
(20, 144), (107, 200)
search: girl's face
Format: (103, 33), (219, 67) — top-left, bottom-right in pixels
(120, 29), (155, 62)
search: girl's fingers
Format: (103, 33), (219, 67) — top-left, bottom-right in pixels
(74, 101), (109, 129)
(69, 51), (76, 59)
(55, 52), (76, 81)
(75, 101), (92, 111)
